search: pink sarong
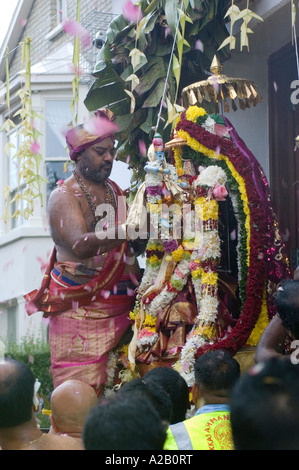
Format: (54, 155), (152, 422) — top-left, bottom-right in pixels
(48, 277), (135, 391)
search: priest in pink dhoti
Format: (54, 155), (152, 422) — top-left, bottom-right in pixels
(24, 109), (143, 396)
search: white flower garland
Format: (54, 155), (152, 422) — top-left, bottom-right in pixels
(173, 166), (227, 385)
(127, 152), (229, 383)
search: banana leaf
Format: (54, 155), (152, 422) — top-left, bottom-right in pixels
(84, 0), (232, 180)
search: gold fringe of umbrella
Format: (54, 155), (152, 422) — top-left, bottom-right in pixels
(181, 55), (262, 113)
(164, 130), (187, 150)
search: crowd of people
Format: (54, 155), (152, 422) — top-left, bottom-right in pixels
(1, 277), (299, 451)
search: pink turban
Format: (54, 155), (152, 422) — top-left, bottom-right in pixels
(66, 108), (116, 161)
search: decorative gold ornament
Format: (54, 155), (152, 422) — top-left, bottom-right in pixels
(164, 130), (187, 150)
(181, 55), (262, 113)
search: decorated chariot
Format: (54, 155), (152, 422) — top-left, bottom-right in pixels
(116, 104), (290, 387)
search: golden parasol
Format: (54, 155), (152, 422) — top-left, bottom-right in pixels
(181, 55), (262, 113)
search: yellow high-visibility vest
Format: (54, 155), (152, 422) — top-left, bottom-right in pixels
(164, 406), (234, 450)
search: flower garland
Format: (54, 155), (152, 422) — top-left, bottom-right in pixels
(172, 106), (269, 363)
(130, 163), (228, 369)
(130, 149), (188, 351)
(124, 105), (288, 387)
(172, 166), (227, 384)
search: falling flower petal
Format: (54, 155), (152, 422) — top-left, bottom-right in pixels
(36, 256), (48, 272)
(69, 63), (84, 77)
(168, 346), (179, 355)
(129, 272), (139, 286)
(101, 290), (110, 299)
(211, 75), (220, 94)
(122, 1), (143, 23)
(83, 116), (119, 138)
(63, 19), (91, 48)
(160, 99), (167, 109)
(28, 355), (34, 364)
(25, 302), (38, 315)
(19, 18), (27, 27)
(215, 145), (221, 157)
(230, 228), (237, 240)
(139, 140), (147, 157)
(30, 141), (40, 155)
(84, 285), (93, 292)
(195, 39), (204, 52)
(3, 259), (13, 271)
(72, 239), (80, 250)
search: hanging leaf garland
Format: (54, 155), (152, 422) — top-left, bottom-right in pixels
(218, 0), (264, 52)
(1, 37), (46, 223)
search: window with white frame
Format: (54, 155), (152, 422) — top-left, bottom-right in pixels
(45, 100), (74, 202)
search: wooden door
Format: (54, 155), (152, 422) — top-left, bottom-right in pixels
(269, 41), (299, 271)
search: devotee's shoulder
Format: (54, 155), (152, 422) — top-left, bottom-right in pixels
(23, 433), (84, 451)
(47, 177), (81, 216)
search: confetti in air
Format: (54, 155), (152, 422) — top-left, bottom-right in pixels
(19, 18), (27, 27)
(195, 39), (204, 52)
(62, 19), (91, 48)
(138, 140), (147, 157)
(25, 302), (39, 315)
(30, 141), (40, 155)
(36, 256), (48, 272)
(83, 116), (119, 138)
(122, 0), (143, 23)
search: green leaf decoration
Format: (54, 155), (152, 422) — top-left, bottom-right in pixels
(1, 37), (44, 223)
(84, 0), (232, 181)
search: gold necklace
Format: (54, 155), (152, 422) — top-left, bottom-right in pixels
(73, 171), (116, 226)
(21, 432), (44, 448)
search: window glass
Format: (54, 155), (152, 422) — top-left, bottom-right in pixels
(45, 100), (73, 201)
(46, 160), (73, 201)
(46, 100), (73, 158)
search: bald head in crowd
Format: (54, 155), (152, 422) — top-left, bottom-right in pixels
(50, 380), (97, 439)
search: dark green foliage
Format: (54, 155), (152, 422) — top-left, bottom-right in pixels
(84, 0), (231, 185)
(4, 336), (53, 397)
